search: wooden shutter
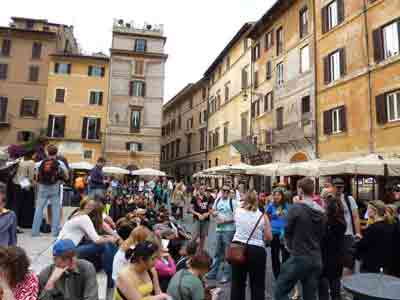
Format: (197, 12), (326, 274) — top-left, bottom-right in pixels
(138, 143), (143, 151)
(340, 48), (347, 76)
(337, 0), (345, 24)
(33, 100), (39, 117)
(129, 81), (133, 96)
(98, 92), (103, 105)
(54, 63), (59, 73)
(375, 93), (388, 124)
(322, 5), (328, 34)
(96, 119), (101, 140)
(2, 40), (11, 56)
(0, 97), (7, 121)
(88, 66), (93, 76)
(126, 142), (130, 151)
(142, 82), (146, 97)
(324, 56), (331, 84)
(60, 116), (66, 137)
(373, 27), (384, 63)
(67, 64), (71, 74)
(47, 115), (53, 137)
(323, 110), (332, 135)
(101, 67), (105, 77)
(339, 106), (347, 131)
(81, 117), (88, 139)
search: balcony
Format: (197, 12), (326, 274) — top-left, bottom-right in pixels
(272, 119), (315, 145)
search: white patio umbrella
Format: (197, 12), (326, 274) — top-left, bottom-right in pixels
(201, 165), (230, 175)
(246, 162), (289, 177)
(130, 168), (166, 176)
(214, 163), (253, 175)
(70, 161), (94, 170)
(277, 160), (331, 177)
(319, 154), (400, 176)
(103, 166), (130, 175)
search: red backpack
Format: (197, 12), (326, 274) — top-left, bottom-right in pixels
(37, 159), (61, 185)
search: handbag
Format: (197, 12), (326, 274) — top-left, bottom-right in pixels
(225, 212), (264, 265)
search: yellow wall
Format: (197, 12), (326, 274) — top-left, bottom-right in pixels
(45, 57), (109, 164)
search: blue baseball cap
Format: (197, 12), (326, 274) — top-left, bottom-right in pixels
(53, 239), (76, 257)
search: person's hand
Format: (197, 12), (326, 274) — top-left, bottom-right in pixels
(45, 267), (67, 290)
(198, 214), (204, 221)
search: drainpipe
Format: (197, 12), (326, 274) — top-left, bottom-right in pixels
(311, 0), (319, 159)
(363, 0), (374, 154)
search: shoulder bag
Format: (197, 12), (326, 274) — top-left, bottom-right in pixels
(225, 212), (264, 265)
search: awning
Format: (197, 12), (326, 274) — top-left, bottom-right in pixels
(231, 141), (258, 156)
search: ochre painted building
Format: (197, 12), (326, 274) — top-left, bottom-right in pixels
(44, 53), (109, 164)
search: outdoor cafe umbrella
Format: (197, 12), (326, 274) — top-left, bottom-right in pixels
(130, 168), (166, 177)
(70, 161), (94, 170)
(214, 163), (253, 175)
(246, 162), (289, 177)
(276, 159), (331, 177)
(103, 166), (130, 175)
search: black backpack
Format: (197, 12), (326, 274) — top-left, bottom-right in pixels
(38, 159), (61, 185)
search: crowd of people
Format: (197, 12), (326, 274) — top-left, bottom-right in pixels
(0, 143), (400, 300)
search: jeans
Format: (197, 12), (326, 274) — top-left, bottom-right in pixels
(76, 241), (118, 288)
(318, 277), (341, 300)
(274, 256), (322, 300)
(32, 184), (61, 237)
(88, 187), (105, 199)
(207, 230), (235, 280)
(271, 233), (290, 279)
(231, 244), (266, 300)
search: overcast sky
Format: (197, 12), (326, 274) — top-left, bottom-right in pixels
(1, 0), (275, 101)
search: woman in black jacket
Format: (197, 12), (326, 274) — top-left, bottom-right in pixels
(319, 192), (346, 300)
(355, 200), (395, 273)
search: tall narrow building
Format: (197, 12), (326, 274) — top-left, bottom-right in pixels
(0, 17), (77, 146)
(105, 20), (167, 168)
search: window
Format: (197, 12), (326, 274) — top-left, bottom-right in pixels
(265, 31), (273, 50)
(1, 40), (11, 56)
(383, 21), (400, 59)
(135, 39), (147, 52)
(199, 111), (202, 124)
(32, 42), (42, 59)
(88, 66), (105, 77)
(135, 60), (144, 75)
(226, 56), (231, 70)
(54, 63), (71, 74)
(187, 117), (193, 129)
(17, 131), (34, 142)
(223, 123), (229, 144)
(322, 0), (344, 33)
(189, 98), (193, 109)
(225, 83), (230, 102)
(170, 141), (175, 159)
(0, 97), (8, 122)
(171, 119), (176, 132)
(0, 64), (8, 80)
(214, 129), (219, 147)
(165, 144), (170, 160)
(243, 38), (249, 52)
(276, 62), (284, 87)
(386, 91), (400, 122)
(29, 66), (39, 81)
(266, 61), (272, 80)
(26, 20), (34, 29)
(300, 45), (310, 73)
(162, 126), (165, 136)
(55, 88), (65, 103)
(241, 113), (248, 138)
(130, 110), (141, 132)
(202, 87), (207, 100)
(178, 115), (182, 129)
(20, 99), (38, 117)
(251, 102), (256, 118)
(187, 133), (192, 154)
(276, 107), (284, 130)
(323, 106), (346, 135)
(277, 27), (284, 56)
(264, 92), (273, 112)
(301, 96), (311, 114)
(252, 42), (261, 61)
(299, 7), (309, 38)
(82, 117), (101, 140)
(254, 71), (259, 88)
(241, 66), (249, 90)
(89, 91), (103, 105)
(129, 81), (146, 97)
(203, 110), (207, 123)
(215, 158), (219, 167)
(83, 150), (93, 160)
(324, 48), (346, 84)
(200, 129), (205, 151)
(176, 139), (181, 157)
(47, 115), (66, 138)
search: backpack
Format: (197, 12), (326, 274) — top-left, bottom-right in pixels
(37, 159), (61, 185)
(215, 198), (234, 212)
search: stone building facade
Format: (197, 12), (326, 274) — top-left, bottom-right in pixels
(105, 20), (167, 168)
(160, 79), (208, 180)
(0, 17), (77, 146)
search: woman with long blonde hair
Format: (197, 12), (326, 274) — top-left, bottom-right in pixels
(230, 191), (272, 300)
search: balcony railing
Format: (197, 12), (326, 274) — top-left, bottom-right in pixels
(272, 119), (315, 145)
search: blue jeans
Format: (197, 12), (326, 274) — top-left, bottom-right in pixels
(274, 255), (322, 300)
(76, 241), (118, 288)
(207, 230), (235, 280)
(88, 187), (105, 199)
(32, 184), (61, 237)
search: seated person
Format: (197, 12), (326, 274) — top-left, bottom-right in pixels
(176, 240), (198, 272)
(38, 239), (98, 300)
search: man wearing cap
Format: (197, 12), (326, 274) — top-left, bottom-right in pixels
(207, 185), (237, 284)
(38, 239), (98, 300)
(332, 177), (361, 276)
